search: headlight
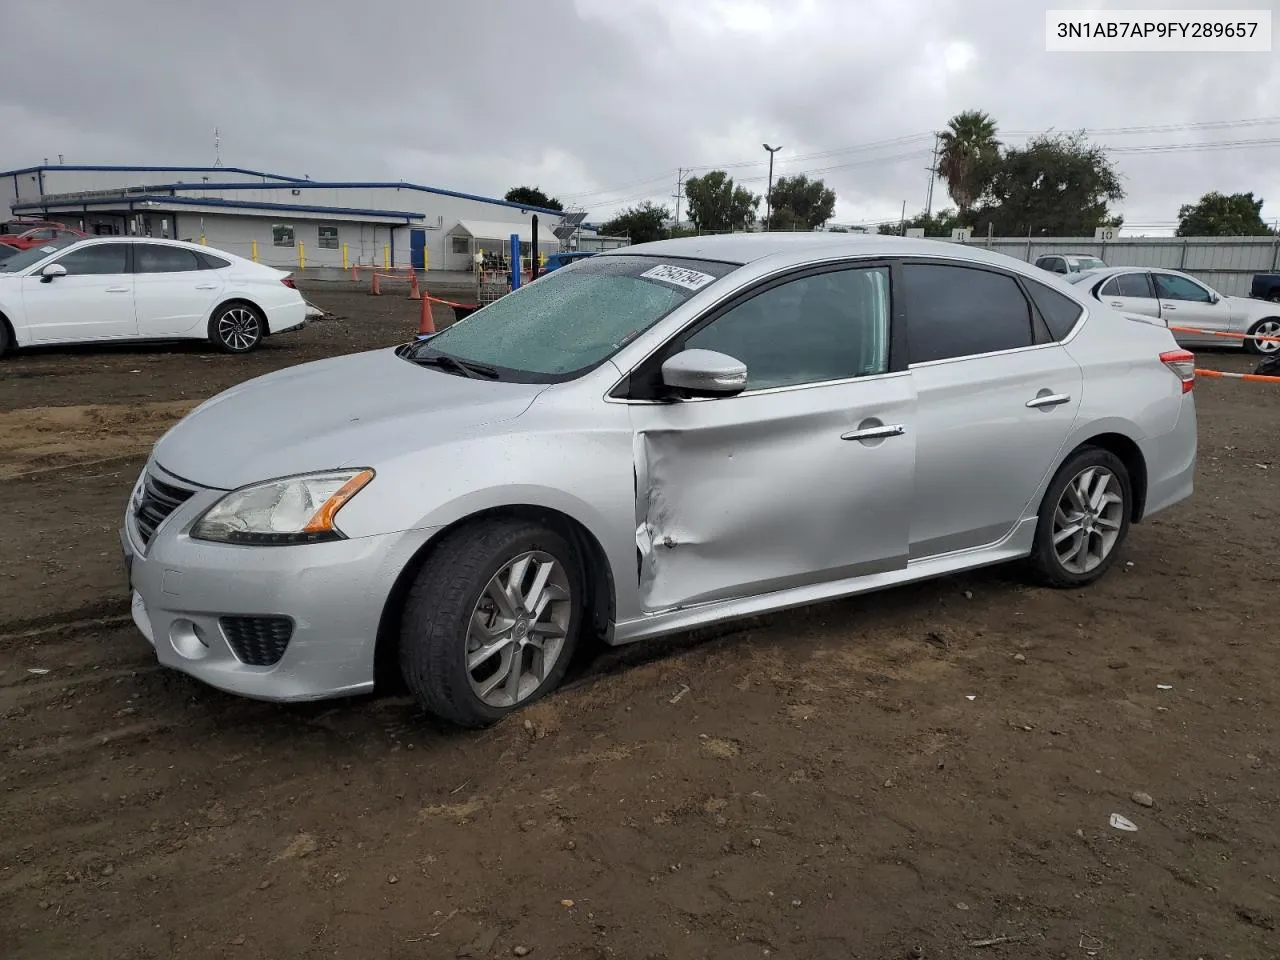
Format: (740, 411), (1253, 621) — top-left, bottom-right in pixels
(191, 469), (374, 545)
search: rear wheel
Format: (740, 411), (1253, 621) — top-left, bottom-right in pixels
(1027, 447), (1132, 589)
(0, 319), (11, 358)
(1245, 317), (1280, 356)
(399, 519), (583, 728)
(208, 302), (265, 354)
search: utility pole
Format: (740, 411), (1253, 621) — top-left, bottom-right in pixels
(673, 167), (685, 230)
(924, 132), (940, 218)
(763, 143), (782, 230)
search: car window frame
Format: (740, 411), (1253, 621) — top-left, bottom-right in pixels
(1153, 270), (1214, 304)
(132, 242), (204, 275)
(898, 258), (1055, 368)
(48, 241), (134, 277)
(617, 257), (909, 403)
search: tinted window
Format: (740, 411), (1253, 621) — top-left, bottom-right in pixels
(1154, 273), (1211, 303)
(1100, 273), (1154, 299)
(1024, 279), (1085, 340)
(684, 267), (890, 390)
(136, 245), (201, 273)
(407, 254), (736, 381)
(1038, 257), (1066, 274)
(53, 243), (129, 276)
(199, 252), (231, 269)
(903, 263), (1033, 364)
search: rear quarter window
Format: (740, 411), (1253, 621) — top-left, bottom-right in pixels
(1023, 279), (1085, 341)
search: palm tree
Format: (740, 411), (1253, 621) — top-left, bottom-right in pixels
(937, 110), (1001, 218)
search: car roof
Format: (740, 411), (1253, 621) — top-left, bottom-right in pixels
(66, 236), (234, 255)
(601, 232), (1046, 272)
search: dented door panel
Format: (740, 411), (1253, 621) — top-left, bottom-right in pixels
(629, 373), (916, 613)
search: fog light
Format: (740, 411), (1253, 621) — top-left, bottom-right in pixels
(169, 618), (210, 660)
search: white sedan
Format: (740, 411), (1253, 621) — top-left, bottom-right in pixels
(0, 237), (307, 356)
(1065, 266), (1280, 355)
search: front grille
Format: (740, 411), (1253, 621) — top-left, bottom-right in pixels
(133, 472), (196, 547)
(220, 616), (294, 666)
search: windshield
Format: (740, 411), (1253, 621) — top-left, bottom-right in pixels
(405, 254), (737, 381)
(1067, 257), (1106, 270)
(0, 238), (77, 273)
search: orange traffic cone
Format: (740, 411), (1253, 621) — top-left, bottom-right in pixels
(418, 292), (436, 335)
(408, 270), (421, 300)
(370, 271), (381, 296)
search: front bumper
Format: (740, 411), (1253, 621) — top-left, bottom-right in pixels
(121, 464), (438, 702)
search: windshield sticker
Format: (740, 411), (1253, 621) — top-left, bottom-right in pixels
(640, 264), (717, 291)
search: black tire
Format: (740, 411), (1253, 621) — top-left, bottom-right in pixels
(0, 319), (11, 358)
(1244, 317), (1280, 356)
(208, 301), (265, 354)
(399, 519), (584, 728)
(1026, 446), (1133, 589)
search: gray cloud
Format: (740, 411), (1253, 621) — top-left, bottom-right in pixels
(4, 0), (1279, 233)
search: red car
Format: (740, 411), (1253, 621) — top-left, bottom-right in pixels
(0, 221), (89, 250)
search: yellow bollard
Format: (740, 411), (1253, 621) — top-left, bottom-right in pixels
(382, 243), (390, 270)
(423, 247), (429, 272)
(251, 239), (258, 262)
(299, 242), (305, 270)
(199, 235), (206, 245)
(342, 242), (349, 271)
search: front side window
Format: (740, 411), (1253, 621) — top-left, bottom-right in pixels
(135, 245), (201, 273)
(1154, 273), (1212, 303)
(405, 254), (737, 381)
(683, 266), (890, 390)
(1100, 273), (1155, 299)
(52, 243), (129, 276)
(903, 263), (1034, 364)
(318, 226), (339, 250)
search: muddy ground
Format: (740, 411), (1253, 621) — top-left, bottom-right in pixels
(2, 287), (1278, 960)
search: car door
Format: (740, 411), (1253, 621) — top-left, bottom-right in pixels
(19, 242), (137, 343)
(132, 243), (226, 337)
(1152, 271), (1230, 345)
(625, 263), (915, 613)
(1097, 271), (1161, 319)
(903, 261), (1084, 559)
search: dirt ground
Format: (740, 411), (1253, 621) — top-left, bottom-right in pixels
(2, 287), (1278, 960)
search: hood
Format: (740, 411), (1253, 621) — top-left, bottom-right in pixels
(1226, 294), (1277, 317)
(153, 347), (547, 489)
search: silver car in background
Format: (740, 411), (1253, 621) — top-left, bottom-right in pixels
(122, 234), (1198, 727)
(1066, 265), (1280, 355)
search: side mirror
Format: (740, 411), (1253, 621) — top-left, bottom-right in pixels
(40, 263), (67, 283)
(660, 349), (748, 397)
(1210, 293), (1221, 304)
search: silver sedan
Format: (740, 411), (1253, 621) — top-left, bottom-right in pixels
(122, 234), (1198, 727)
(1066, 265), (1280, 355)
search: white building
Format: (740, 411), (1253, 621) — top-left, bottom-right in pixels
(0, 163), (607, 272)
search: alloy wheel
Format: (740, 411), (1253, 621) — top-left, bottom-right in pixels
(217, 307), (261, 351)
(466, 551), (572, 708)
(1053, 466), (1125, 575)
(1252, 318), (1280, 354)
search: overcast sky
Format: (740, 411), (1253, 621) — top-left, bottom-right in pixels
(4, 0), (1279, 234)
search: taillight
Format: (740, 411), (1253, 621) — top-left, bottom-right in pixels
(1160, 349), (1195, 393)
(281, 276), (296, 289)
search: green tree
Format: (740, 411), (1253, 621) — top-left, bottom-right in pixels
(975, 131), (1124, 236)
(504, 186), (564, 212)
(878, 209), (965, 237)
(683, 171), (760, 231)
(767, 174), (837, 230)
(1176, 191), (1274, 237)
(599, 201), (671, 244)
(937, 110), (1001, 217)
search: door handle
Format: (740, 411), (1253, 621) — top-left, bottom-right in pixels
(1162, 304), (1177, 311)
(841, 424), (905, 441)
(1109, 301), (1124, 308)
(104, 286), (130, 293)
(1026, 393), (1072, 409)
(195, 284), (218, 290)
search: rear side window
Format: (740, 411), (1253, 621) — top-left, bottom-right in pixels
(1024, 279), (1085, 341)
(903, 263), (1034, 364)
(136, 245), (202, 273)
(1100, 272), (1155, 299)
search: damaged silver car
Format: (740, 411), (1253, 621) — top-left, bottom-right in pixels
(122, 234), (1198, 727)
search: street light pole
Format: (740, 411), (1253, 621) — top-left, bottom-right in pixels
(763, 143), (782, 230)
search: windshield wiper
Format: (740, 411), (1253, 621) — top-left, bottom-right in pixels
(411, 351), (500, 380)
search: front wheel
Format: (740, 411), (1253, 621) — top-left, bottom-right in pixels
(1244, 317), (1280, 356)
(1026, 447), (1132, 589)
(209, 302), (265, 354)
(399, 519), (583, 728)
